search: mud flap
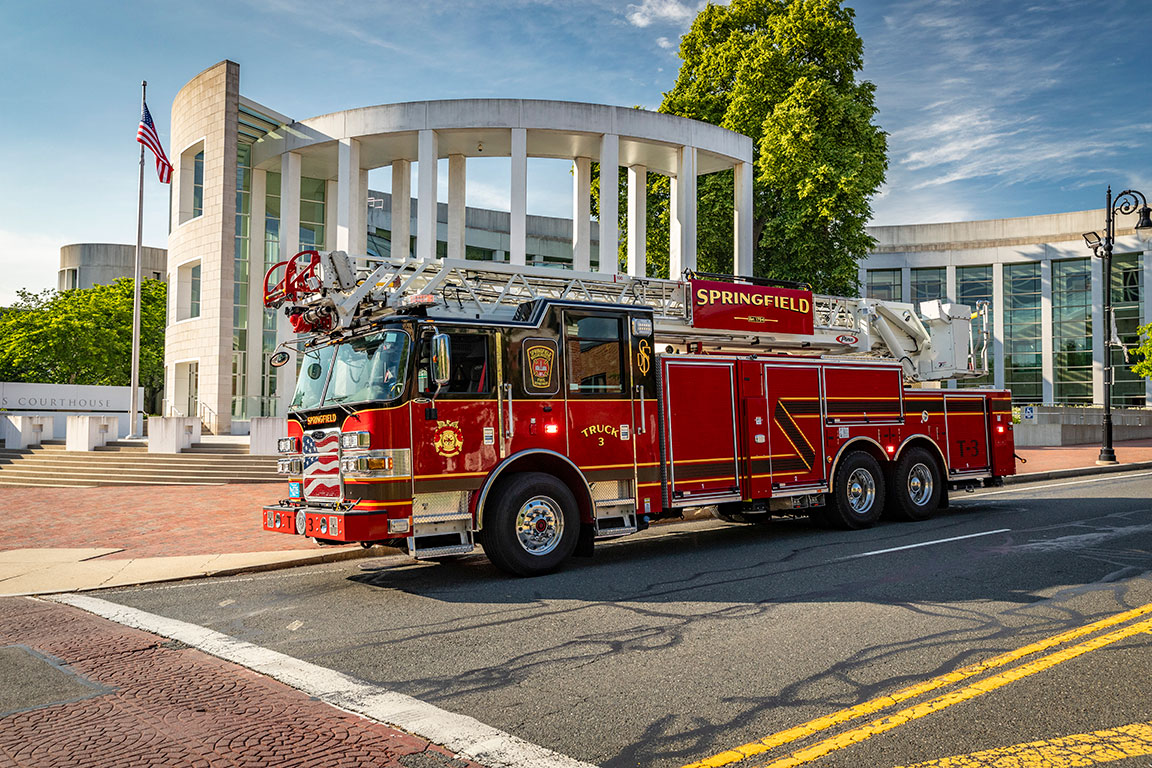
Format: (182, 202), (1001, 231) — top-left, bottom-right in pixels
(574, 523), (596, 557)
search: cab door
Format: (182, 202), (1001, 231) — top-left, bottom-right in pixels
(562, 311), (637, 495)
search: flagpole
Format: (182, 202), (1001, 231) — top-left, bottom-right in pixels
(129, 80), (146, 439)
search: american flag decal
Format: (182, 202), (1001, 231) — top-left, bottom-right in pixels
(302, 429), (341, 500)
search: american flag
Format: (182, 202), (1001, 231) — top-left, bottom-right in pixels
(302, 430), (341, 499)
(137, 101), (172, 184)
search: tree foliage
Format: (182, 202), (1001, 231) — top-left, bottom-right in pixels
(1132, 323), (1152, 380)
(597, 0), (887, 293)
(0, 279), (167, 400)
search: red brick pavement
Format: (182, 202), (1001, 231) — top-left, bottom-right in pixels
(0, 484), (325, 559)
(1014, 437), (1152, 474)
(0, 597), (483, 768)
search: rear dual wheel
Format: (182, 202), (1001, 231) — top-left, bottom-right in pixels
(887, 447), (942, 522)
(825, 451), (885, 530)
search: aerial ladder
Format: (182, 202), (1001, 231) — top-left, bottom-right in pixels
(264, 249), (991, 383)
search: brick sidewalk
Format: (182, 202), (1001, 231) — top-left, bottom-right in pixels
(1014, 438), (1152, 474)
(0, 484), (328, 559)
(0, 597), (481, 768)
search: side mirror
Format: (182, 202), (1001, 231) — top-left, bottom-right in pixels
(431, 333), (451, 387)
(269, 350), (291, 368)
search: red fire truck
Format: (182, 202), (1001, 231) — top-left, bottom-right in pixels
(262, 250), (1013, 576)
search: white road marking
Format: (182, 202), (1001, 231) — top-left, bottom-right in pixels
(286, 620), (303, 631)
(840, 529), (1011, 560)
(218, 599), (235, 606)
(967, 470), (1152, 498)
(50, 594), (597, 768)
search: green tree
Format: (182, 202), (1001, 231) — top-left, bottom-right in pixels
(0, 278), (167, 406)
(1132, 323), (1152, 380)
(602, 0), (886, 293)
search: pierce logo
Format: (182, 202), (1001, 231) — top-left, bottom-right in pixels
(432, 420), (464, 458)
(835, 334), (859, 345)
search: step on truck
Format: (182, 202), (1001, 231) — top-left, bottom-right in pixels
(261, 250), (1014, 576)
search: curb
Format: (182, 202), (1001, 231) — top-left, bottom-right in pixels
(1005, 460), (1152, 485)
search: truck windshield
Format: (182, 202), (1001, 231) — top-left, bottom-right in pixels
(289, 331), (411, 410)
(325, 331), (411, 406)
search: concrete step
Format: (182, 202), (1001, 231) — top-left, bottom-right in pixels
(0, 466), (277, 480)
(0, 451), (275, 466)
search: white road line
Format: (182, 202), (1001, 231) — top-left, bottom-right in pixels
(50, 594), (597, 768)
(969, 469), (1152, 498)
(840, 528), (1011, 560)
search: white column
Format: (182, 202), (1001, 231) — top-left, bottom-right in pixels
(1040, 258), (1054, 404)
(672, 146), (697, 275)
(598, 134), (619, 275)
(1091, 255), (1105, 405)
(992, 262), (1005, 390)
(627, 165), (647, 278)
(391, 159), (411, 260)
(336, 138), (361, 252)
(734, 161), (753, 276)
(573, 156), (591, 271)
(945, 264), (956, 303)
(417, 129), (438, 261)
(448, 154), (466, 260)
(247, 169), (267, 413)
(510, 128), (527, 266)
(901, 268), (912, 305)
(325, 180), (338, 251)
(669, 173), (681, 278)
(276, 152), (302, 416)
(354, 169), (368, 256)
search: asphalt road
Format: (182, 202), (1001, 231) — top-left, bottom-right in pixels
(103, 470), (1152, 768)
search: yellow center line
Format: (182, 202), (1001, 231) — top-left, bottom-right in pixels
(682, 601), (1152, 768)
(895, 719), (1152, 768)
(757, 616), (1152, 768)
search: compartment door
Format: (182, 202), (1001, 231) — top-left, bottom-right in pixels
(763, 364), (826, 489)
(664, 360), (740, 505)
(944, 395), (990, 472)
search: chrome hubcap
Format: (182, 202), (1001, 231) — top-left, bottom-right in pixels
(846, 468), (876, 514)
(907, 463), (933, 506)
(515, 496), (563, 556)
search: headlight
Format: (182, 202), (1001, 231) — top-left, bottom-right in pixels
(340, 431), (371, 449)
(278, 437), (299, 454)
(277, 458), (303, 475)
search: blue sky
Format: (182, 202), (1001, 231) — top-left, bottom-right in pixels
(2, 0), (1151, 303)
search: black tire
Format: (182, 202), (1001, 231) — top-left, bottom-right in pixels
(825, 451), (885, 529)
(887, 447), (942, 521)
(480, 472), (579, 576)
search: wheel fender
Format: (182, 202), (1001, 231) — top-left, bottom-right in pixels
(829, 437), (888, 483)
(894, 434), (948, 477)
(473, 449), (594, 529)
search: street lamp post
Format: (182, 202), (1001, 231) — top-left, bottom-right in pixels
(1082, 186), (1152, 465)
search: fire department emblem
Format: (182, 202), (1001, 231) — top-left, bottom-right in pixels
(526, 345), (555, 389)
(432, 420), (464, 458)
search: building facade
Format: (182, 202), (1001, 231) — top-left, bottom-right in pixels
(58, 243), (167, 291)
(861, 210), (1151, 406)
(166, 60), (754, 434)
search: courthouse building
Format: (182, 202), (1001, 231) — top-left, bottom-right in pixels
(164, 60), (1149, 435)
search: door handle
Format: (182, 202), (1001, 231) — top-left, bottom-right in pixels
(504, 383), (514, 438)
(635, 384), (645, 434)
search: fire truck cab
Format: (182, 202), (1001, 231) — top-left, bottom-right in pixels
(263, 251), (1013, 576)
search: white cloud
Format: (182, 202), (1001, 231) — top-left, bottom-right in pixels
(626, 0), (703, 28)
(0, 229), (65, 305)
(656, 36), (676, 49)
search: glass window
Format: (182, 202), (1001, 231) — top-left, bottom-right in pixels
(565, 314), (624, 394)
(326, 331), (411, 406)
(192, 151), (204, 218)
(417, 334), (491, 395)
(290, 345), (336, 410)
(189, 264), (201, 319)
(866, 269), (902, 302)
(1052, 259), (1092, 404)
(956, 266), (993, 388)
(1112, 253), (1144, 406)
(911, 267), (946, 308)
(1004, 263), (1041, 403)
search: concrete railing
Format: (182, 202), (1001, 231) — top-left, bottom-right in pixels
(1015, 405), (1152, 446)
(65, 415), (119, 451)
(3, 415), (52, 449)
(249, 417), (288, 455)
(147, 416), (202, 453)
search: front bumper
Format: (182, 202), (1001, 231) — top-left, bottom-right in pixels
(262, 505), (398, 542)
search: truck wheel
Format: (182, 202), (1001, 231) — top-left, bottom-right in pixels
(480, 472), (579, 576)
(826, 451), (885, 529)
(888, 448), (942, 521)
